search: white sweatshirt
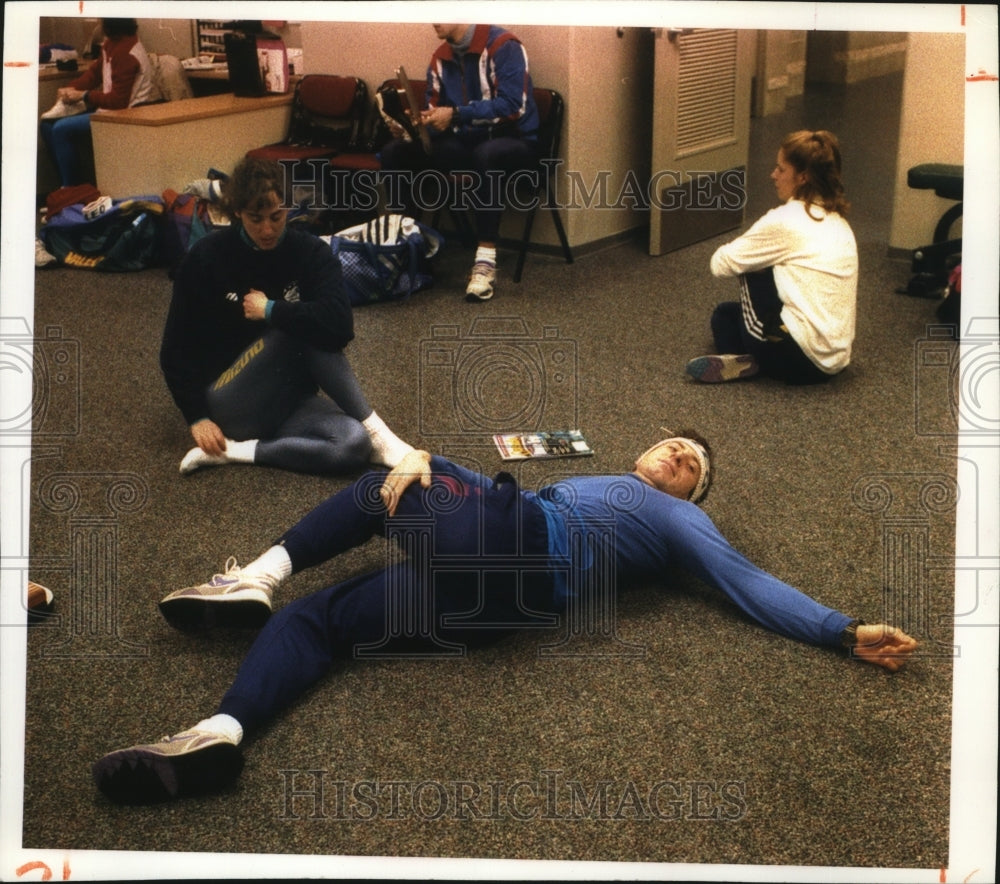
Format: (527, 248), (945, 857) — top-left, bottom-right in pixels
(710, 199), (858, 373)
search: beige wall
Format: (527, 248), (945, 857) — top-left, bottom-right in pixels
(888, 32), (965, 252)
(755, 31), (807, 117)
(302, 21), (652, 249)
(807, 31), (908, 84)
(38, 17), (966, 257)
(40, 17), (198, 59)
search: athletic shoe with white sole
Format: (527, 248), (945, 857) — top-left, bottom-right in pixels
(159, 557), (273, 630)
(465, 261), (496, 301)
(93, 730), (243, 804)
(34, 238), (57, 268)
(40, 98), (88, 120)
(685, 354), (760, 383)
(27, 581), (55, 624)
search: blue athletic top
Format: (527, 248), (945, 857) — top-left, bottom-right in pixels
(536, 474), (851, 647)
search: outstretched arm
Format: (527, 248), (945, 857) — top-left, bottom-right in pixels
(851, 624), (919, 672)
(379, 449), (433, 516)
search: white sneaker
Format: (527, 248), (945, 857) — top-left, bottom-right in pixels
(35, 238), (57, 268)
(465, 261), (496, 302)
(40, 98), (88, 120)
(92, 728), (244, 804)
(158, 557), (273, 630)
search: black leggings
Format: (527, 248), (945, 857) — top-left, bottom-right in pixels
(205, 330), (373, 473)
(710, 269), (833, 386)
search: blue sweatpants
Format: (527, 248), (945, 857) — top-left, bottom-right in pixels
(217, 458), (556, 733)
(40, 112), (93, 187)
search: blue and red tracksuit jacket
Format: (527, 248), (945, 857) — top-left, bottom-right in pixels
(426, 25), (539, 140)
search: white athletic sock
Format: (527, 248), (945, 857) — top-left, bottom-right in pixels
(362, 412), (414, 468)
(224, 438), (257, 463)
(192, 713), (244, 745)
(474, 245), (497, 266)
(179, 439), (258, 475)
(241, 545), (293, 589)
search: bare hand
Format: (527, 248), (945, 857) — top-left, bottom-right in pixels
(190, 419), (227, 457)
(242, 289), (269, 321)
(380, 450), (432, 517)
(59, 87), (87, 103)
(852, 624), (919, 672)
(421, 106), (455, 132)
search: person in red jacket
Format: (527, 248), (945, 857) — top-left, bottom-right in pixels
(39, 18), (160, 186)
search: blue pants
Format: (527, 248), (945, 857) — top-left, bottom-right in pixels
(217, 458), (556, 733)
(206, 329), (372, 473)
(711, 269), (831, 386)
(380, 133), (538, 242)
(40, 112), (93, 187)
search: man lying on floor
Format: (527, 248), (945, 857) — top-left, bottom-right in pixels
(93, 433), (918, 804)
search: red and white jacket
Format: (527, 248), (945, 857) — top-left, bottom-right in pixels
(426, 25), (538, 138)
(71, 34), (160, 110)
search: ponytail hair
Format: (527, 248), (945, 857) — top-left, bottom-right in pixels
(780, 130), (850, 219)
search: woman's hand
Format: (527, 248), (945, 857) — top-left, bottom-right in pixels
(59, 87), (87, 103)
(190, 418), (227, 457)
(380, 450), (432, 517)
(242, 289), (269, 321)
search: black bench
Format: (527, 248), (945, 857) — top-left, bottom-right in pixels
(898, 163), (963, 298)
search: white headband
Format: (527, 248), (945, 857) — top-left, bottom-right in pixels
(641, 430), (711, 503)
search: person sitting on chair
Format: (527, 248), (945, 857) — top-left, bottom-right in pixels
(379, 23), (540, 303)
(39, 18), (161, 187)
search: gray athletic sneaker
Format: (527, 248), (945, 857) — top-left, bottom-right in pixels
(159, 557), (272, 630)
(93, 729), (243, 804)
(465, 261), (496, 301)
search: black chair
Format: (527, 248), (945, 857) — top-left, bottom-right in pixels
(513, 87), (574, 282)
(434, 87), (574, 283)
(897, 163), (963, 298)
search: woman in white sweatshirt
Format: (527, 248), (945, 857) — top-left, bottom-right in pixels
(686, 130), (858, 385)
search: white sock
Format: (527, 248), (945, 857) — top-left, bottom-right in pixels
(191, 713), (243, 745)
(475, 245), (497, 266)
(224, 438), (257, 463)
(362, 412), (414, 468)
(179, 439), (258, 474)
(241, 545), (293, 589)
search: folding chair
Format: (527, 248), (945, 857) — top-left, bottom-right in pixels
(512, 87), (574, 282)
(433, 87), (574, 282)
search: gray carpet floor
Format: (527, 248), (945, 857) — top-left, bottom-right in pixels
(22, 72), (961, 874)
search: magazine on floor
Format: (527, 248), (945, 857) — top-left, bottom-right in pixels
(493, 429), (594, 461)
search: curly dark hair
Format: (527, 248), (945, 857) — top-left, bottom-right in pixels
(780, 129), (850, 219)
(221, 157), (288, 219)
